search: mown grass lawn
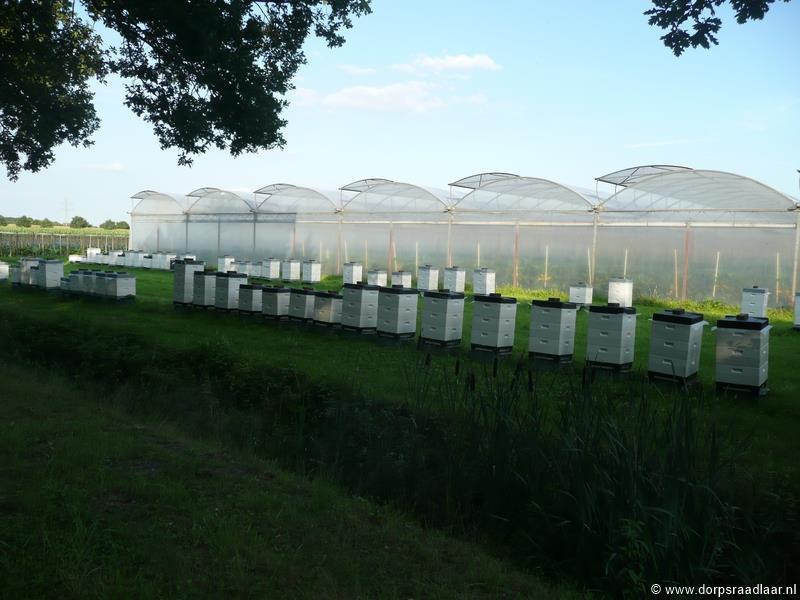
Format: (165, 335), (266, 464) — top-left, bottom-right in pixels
(1, 261), (797, 482)
(0, 361), (584, 599)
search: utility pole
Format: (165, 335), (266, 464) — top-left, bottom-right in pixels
(64, 199), (68, 225)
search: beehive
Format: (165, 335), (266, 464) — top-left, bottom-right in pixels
(391, 271), (412, 288)
(586, 304), (637, 369)
(288, 287), (316, 321)
(416, 265), (439, 292)
(472, 268), (496, 296)
(113, 273), (136, 299)
(471, 293), (517, 353)
(218, 256), (236, 272)
(143, 254), (154, 269)
(377, 285), (419, 338)
(86, 247), (102, 262)
(740, 286), (769, 318)
(9, 265), (21, 285)
(173, 259), (205, 304)
(367, 269), (387, 286)
(262, 286), (290, 319)
(281, 259), (301, 282)
(343, 262), (363, 285)
(568, 282), (593, 306)
(263, 258), (281, 280)
(715, 314), (770, 393)
(59, 276), (71, 293)
(251, 261), (265, 278)
(421, 290), (465, 347)
(214, 272), (247, 310)
(794, 293), (800, 330)
(302, 259), (322, 283)
(648, 309), (707, 380)
(238, 284), (264, 313)
(193, 271), (217, 307)
(0, 261), (9, 280)
(607, 278), (633, 308)
(528, 298), (578, 362)
(68, 254), (84, 263)
(341, 283), (379, 332)
(37, 259), (64, 289)
(93, 272), (108, 296)
(443, 266), (466, 293)
(314, 291), (343, 326)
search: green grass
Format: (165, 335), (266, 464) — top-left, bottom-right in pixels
(0, 361), (583, 599)
(1, 261), (797, 482)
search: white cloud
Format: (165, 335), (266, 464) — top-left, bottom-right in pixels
(453, 93), (489, 105)
(82, 161), (125, 172)
(337, 64), (377, 76)
(623, 138), (708, 149)
(321, 81), (446, 113)
(393, 53), (501, 74)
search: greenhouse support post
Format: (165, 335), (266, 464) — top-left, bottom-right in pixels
(364, 239), (368, 269)
(673, 249), (679, 298)
(681, 223), (691, 300)
(590, 213), (598, 286)
(775, 252), (781, 304)
(252, 214), (257, 256)
(623, 247), (628, 278)
(388, 223), (395, 273)
(415, 241), (419, 275)
(476, 242), (480, 267)
(446, 216), (453, 268)
(336, 219), (342, 274)
(712, 250), (720, 298)
(184, 215), (189, 252)
(512, 223), (520, 288)
(155, 227), (160, 252)
(791, 211), (799, 303)
(217, 218), (221, 257)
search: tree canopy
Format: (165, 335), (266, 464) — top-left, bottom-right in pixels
(647, 0), (792, 55)
(70, 215), (91, 228)
(0, 0), (371, 180)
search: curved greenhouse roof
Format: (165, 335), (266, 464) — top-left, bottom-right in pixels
(451, 176), (597, 222)
(186, 189), (256, 214)
(131, 190), (188, 214)
(596, 165), (691, 187)
(340, 178), (395, 193)
(449, 172), (519, 190)
(254, 183), (341, 214)
(598, 169), (799, 225)
(340, 180), (450, 216)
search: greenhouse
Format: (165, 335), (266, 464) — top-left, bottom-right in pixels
(129, 167), (800, 305)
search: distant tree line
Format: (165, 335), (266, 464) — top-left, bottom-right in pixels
(0, 214), (129, 229)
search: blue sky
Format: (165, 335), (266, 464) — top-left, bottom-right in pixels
(1, 0), (798, 223)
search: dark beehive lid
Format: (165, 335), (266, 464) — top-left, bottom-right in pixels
(717, 314), (769, 330)
(653, 308), (704, 325)
(475, 293), (516, 304)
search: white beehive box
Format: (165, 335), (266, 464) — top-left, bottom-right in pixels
(302, 259), (322, 283)
(281, 259), (301, 282)
(181, 254), (197, 261)
(142, 254), (153, 269)
(173, 259), (205, 304)
(528, 298), (578, 361)
(218, 256), (236, 272)
(586, 304), (637, 367)
(238, 284), (263, 313)
(471, 293), (517, 353)
(162, 253), (178, 270)
(39, 260), (64, 289)
(715, 314), (770, 392)
(68, 254), (84, 263)
(59, 276), (71, 292)
(607, 278), (633, 308)
(28, 265), (40, 287)
(343, 262), (363, 285)
(417, 265), (439, 292)
(193, 271), (217, 307)
(250, 261), (265, 278)
(68, 271), (82, 294)
(132, 251), (145, 268)
(443, 266), (466, 293)
(391, 271), (412, 288)
(421, 290), (465, 346)
(110, 251), (125, 266)
(377, 285), (419, 338)
(9, 265), (21, 285)
(114, 273), (136, 299)
(794, 293), (800, 330)
(86, 247), (102, 262)
(367, 269), (387, 287)
(568, 282), (593, 306)
(103, 272), (118, 297)
(214, 272), (247, 310)
(341, 283), (380, 332)
(263, 258), (281, 280)
(0, 261), (8, 280)
(288, 287), (316, 321)
(473, 268), (496, 296)
(740, 286), (769, 318)
(93, 272), (108, 296)
(648, 309), (707, 380)
(262, 286), (290, 319)
(314, 291), (343, 325)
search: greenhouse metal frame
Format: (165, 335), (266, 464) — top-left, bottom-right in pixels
(129, 167), (800, 305)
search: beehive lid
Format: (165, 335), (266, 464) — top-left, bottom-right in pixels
(475, 293), (516, 304)
(263, 285), (290, 293)
(380, 285), (418, 295)
(392, 271), (411, 275)
(474, 268), (494, 273)
(227, 272), (248, 278)
(653, 308), (704, 324)
(303, 259), (320, 264)
(717, 314), (769, 330)
(240, 284), (263, 290)
(532, 297), (577, 309)
(609, 277), (632, 283)
(445, 266), (465, 272)
(368, 269), (387, 274)
(589, 303), (636, 314)
(291, 287), (316, 295)
(570, 282), (591, 288)
(424, 290), (465, 299)
(344, 282), (378, 290)
(742, 286), (768, 294)
(315, 290), (342, 299)
(41, 259), (63, 264)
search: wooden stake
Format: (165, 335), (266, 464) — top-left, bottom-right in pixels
(512, 223), (520, 287)
(712, 250), (720, 298)
(623, 247), (628, 278)
(344, 239), (349, 263)
(364, 239), (368, 269)
(776, 252), (781, 305)
(415, 241), (419, 275)
(476, 242), (480, 267)
(544, 244), (550, 287)
(681, 224), (691, 301)
(587, 247), (592, 282)
(301, 240), (305, 258)
(673, 248), (679, 298)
